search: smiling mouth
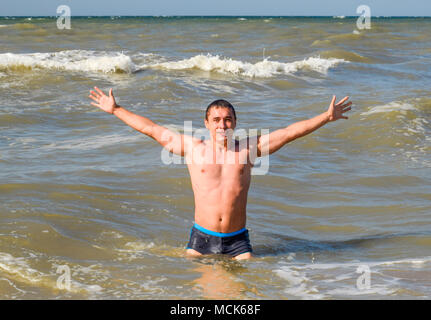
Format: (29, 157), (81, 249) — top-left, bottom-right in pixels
(215, 131), (227, 140)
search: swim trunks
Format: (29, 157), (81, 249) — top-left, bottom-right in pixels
(186, 223), (252, 256)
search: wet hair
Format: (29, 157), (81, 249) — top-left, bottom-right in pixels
(205, 99), (237, 121)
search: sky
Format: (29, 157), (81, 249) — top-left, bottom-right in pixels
(0, 0), (430, 16)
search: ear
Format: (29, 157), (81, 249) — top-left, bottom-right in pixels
(204, 119), (209, 129)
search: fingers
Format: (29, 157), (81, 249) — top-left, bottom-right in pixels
(331, 95), (336, 106)
(336, 96), (349, 106)
(89, 87), (109, 110)
(109, 88), (113, 97)
(94, 86), (105, 96)
(341, 101), (352, 110)
(89, 92), (99, 100)
(335, 101), (352, 111)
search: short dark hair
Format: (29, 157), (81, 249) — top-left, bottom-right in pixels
(205, 99), (237, 121)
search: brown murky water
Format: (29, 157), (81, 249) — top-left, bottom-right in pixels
(0, 16), (430, 299)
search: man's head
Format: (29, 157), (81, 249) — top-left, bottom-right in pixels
(204, 100), (237, 142)
(205, 99), (237, 122)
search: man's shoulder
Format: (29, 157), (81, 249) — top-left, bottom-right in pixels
(184, 135), (205, 145)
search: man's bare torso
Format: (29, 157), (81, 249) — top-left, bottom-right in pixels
(89, 87), (352, 259)
(185, 139), (253, 233)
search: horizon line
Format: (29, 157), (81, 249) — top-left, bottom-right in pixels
(1, 15), (431, 18)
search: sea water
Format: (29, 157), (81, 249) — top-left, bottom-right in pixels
(0, 16), (430, 299)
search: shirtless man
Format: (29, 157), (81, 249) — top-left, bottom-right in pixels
(89, 87), (352, 260)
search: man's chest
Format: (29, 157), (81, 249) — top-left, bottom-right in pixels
(186, 147), (251, 184)
(187, 143), (250, 166)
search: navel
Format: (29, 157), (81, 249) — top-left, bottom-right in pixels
(201, 169), (205, 173)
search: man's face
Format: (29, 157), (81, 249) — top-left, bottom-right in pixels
(204, 107), (236, 142)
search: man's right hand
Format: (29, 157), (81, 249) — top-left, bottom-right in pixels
(89, 87), (118, 114)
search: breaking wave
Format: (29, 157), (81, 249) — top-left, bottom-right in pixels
(0, 50), (137, 73)
(0, 50), (347, 78)
(148, 54), (347, 77)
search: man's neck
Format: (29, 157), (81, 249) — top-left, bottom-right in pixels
(211, 137), (232, 152)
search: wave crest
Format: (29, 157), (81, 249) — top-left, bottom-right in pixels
(150, 54), (347, 77)
(360, 101), (418, 116)
(0, 50), (136, 73)
(0, 51), (347, 78)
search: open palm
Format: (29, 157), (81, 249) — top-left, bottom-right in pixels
(327, 95), (352, 121)
(89, 87), (117, 114)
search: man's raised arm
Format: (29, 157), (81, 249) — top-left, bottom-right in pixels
(89, 87), (193, 156)
(257, 95), (352, 156)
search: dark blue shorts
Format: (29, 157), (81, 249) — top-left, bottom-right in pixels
(186, 223), (252, 257)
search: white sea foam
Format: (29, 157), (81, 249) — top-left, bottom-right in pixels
(274, 266), (326, 299)
(360, 101), (417, 116)
(124, 241), (156, 251)
(360, 100), (429, 167)
(114, 241), (157, 262)
(0, 50), (347, 78)
(273, 256), (431, 299)
(0, 252), (43, 284)
(326, 286), (396, 297)
(149, 54), (347, 78)
(0, 50), (137, 73)
(0, 253), (106, 296)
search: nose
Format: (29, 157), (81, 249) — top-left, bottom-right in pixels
(216, 120), (227, 130)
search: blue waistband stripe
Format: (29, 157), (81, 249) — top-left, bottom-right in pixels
(193, 223), (246, 237)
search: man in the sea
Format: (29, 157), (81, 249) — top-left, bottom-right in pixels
(89, 87), (352, 260)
